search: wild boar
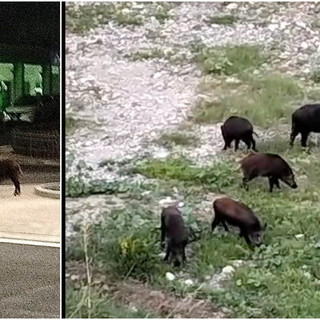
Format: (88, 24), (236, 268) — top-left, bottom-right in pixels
(290, 104), (320, 147)
(240, 153), (297, 192)
(0, 158), (23, 196)
(212, 197), (266, 247)
(221, 116), (258, 152)
(161, 206), (188, 267)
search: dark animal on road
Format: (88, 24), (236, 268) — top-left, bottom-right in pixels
(221, 116), (258, 151)
(0, 158), (23, 196)
(212, 197), (266, 247)
(240, 152), (297, 192)
(161, 206), (188, 267)
(290, 104), (320, 147)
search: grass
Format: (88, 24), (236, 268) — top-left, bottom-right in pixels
(67, 143), (320, 318)
(66, 118), (83, 135)
(207, 15), (239, 25)
(156, 131), (199, 148)
(127, 48), (177, 61)
(66, 286), (157, 318)
(192, 74), (306, 127)
(129, 156), (236, 192)
(66, 3), (143, 34)
(66, 2), (173, 34)
(193, 43), (267, 76)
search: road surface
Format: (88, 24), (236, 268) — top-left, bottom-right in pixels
(0, 243), (60, 318)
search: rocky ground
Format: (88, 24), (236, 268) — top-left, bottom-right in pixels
(66, 3), (320, 317)
(66, 1), (319, 236)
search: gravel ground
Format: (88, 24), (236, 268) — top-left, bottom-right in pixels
(66, 2), (320, 234)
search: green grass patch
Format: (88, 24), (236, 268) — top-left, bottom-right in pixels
(129, 156), (236, 192)
(66, 3), (144, 34)
(207, 15), (239, 25)
(192, 74), (304, 127)
(157, 131), (199, 148)
(67, 141), (320, 318)
(194, 44), (267, 76)
(127, 48), (177, 61)
(66, 287), (157, 318)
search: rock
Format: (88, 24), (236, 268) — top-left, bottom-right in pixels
(295, 234), (304, 239)
(268, 23), (278, 32)
(222, 266), (235, 274)
(185, 279), (194, 286)
(226, 3), (238, 10)
(166, 272), (175, 281)
(225, 77), (241, 84)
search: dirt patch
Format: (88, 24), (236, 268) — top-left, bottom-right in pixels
(66, 261), (226, 318)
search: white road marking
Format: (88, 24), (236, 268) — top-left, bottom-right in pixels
(0, 238), (60, 248)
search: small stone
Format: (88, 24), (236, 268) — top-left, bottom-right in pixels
(185, 279), (194, 286)
(226, 3), (238, 10)
(225, 77), (241, 84)
(222, 266), (235, 274)
(166, 272), (175, 281)
(295, 234), (304, 239)
(268, 24), (278, 32)
(70, 275), (80, 281)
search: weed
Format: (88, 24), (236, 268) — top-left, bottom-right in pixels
(207, 15), (239, 25)
(66, 287), (156, 318)
(192, 74), (304, 127)
(194, 44), (267, 76)
(157, 131), (199, 148)
(129, 156), (236, 192)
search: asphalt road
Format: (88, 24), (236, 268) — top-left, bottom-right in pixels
(0, 243), (60, 318)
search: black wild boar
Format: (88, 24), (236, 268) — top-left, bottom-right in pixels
(221, 116), (258, 151)
(240, 153), (297, 192)
(290, 104), (320, 147)
(0, 158), (23, 196)
(212, 197), (266, 247)
(161, 206), (188, 267)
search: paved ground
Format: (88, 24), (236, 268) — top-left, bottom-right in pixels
(0, 243), (60, 318)
(0, 184), (60, 243)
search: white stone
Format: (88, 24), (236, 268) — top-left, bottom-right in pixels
(166, 272), (175, 281)
(222, 266), (235, 274)
(226, 3), (238, 10)
(295, 234), (304, 239)
(268, 24), (278, 32)
(185, 279), (194, 286)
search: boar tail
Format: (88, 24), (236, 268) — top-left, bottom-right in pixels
(253, 131), (259, 137)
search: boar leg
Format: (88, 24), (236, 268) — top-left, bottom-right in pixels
(250, 138), (257, 152)
(222, 138), (232, 150)
(274, 178), (281, 189)
(160, 216), (166, 249)
(234, 139), (240, 151)
(300, 131), (309, 148)
(11, 178), (21, 196)
(289, 129), (299, 147)
(268, 177), (275, 193)
(182, 247), (187, 262)
(242, 177), (251, 190)
(211, 217), (220, 231)
(222, 220), (229, 232)
(243, 233), (252, 247)
(164, 242), (172, 262)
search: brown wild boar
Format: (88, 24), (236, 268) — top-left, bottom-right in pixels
(240, 153), (297, 192)
(212, 197), (266, 247)
(161, 206), (188, 267)
(0, 159), (23, 196)
(221, 116), (258, 151)
(290, 104), (320, 147)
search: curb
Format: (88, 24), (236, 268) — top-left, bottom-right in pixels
(34, 182), (60, 199)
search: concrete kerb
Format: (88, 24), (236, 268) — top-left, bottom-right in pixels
(34, 182), (60, 199)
